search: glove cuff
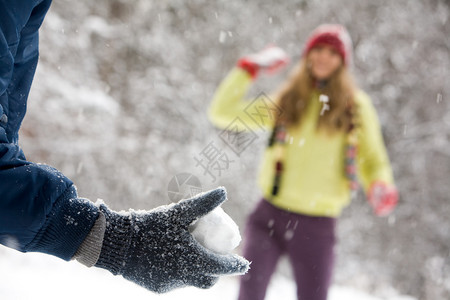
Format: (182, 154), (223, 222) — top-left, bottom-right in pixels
(73, 211), (106, 267)
(94, 205), (133, 275)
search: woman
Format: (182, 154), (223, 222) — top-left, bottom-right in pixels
(208, 24), (398, 300)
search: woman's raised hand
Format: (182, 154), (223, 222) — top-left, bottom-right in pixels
(237, 45), (290, 79)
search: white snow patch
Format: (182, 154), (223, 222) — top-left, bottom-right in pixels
(0, 246), (416, 300)
(34, 65), (119, 116)
(82, 16), (119, 39)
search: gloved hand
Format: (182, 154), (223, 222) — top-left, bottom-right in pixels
(367, 181), (399, 217)
(237, 45), (290, 79)
(94, 187), (249, 293)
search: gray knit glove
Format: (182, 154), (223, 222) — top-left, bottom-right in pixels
(93, 187), (249, 293)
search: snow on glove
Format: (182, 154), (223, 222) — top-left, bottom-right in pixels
(237, 45), (290, 79)
(367, 181), (399, 217)
(94, 187), (249, 293)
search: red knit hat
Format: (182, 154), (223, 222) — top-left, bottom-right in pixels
(303, 24), (353, 66)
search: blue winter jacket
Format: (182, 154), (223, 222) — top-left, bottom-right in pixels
(0, 0), (99, 260)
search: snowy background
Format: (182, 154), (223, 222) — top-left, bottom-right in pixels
(1, 0), (449, 299)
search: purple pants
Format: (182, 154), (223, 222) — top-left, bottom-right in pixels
(238, 199), (337, 300)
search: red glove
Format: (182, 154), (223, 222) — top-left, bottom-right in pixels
(367, 181), (399, 217)
(237, 45), (290, 79)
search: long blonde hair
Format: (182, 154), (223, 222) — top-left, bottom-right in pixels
(274, 57), (357, 134)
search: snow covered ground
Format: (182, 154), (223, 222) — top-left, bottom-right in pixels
(0, 246), (415, 300)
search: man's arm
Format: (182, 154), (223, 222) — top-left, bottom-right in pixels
(0, 0), (100, 259)
(0, 1), (249, 293)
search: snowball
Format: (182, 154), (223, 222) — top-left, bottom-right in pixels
(190, 207), (241, 254)
(249, 46), (288, 67)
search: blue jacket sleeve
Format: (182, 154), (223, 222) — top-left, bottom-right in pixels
(0, 0), (100, 261)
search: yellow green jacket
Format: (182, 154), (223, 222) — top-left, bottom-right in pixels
(208, 67), (395, 217)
